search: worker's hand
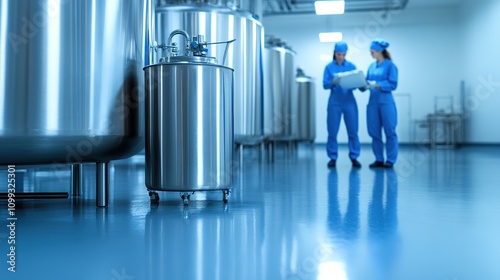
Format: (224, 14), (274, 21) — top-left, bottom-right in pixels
(367, 80), (379, 89)
(332, 76), (340, 85)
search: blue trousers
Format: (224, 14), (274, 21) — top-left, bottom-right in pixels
(327, 102), (360, 160)
(367, 103), (398, 163)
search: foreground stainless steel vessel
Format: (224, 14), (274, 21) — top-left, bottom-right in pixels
(263, 38), (297, 140)
(144, 36), (234, 197)
(152, 2), (264, 144)
(0, 0), (146, 165)
(295, 70), (316, 142)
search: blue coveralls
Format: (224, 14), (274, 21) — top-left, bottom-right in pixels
(323, 59), (360, 161)
(366, 59), (399, 164)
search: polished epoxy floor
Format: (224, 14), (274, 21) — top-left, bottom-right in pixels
(1, 144), (500, 280)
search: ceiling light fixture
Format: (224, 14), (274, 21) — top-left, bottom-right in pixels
(315, 0), (345, 15)
(319, 32), (342, 43)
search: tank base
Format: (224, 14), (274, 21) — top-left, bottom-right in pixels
(146, 188), (231, 206)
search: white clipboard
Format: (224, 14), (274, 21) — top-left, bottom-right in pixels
(335, 70), (368, 89)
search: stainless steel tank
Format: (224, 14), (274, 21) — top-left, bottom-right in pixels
(295, 69), (316, 142)
(152, 1), (264, 145)
(0, 0), (146, 165)
(144, 30), (234, 203)
(263, 37), (297, 140)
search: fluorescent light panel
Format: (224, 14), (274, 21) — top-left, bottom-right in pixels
(319, 32), (342, 43)
(315, 1), (345, 15)
(320, 54), (332, 61)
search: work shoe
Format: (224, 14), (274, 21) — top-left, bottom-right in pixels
(384, 161), (394, 168)
(369, 161), (385, 168)
(327, 160), (336, 168)
(351, 159), (362, 168)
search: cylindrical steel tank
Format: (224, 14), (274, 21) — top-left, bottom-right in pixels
(295, 69), (316, 142)
(144, 54), (234, 192)
(0, 0), (146, 165)
(263, 37), (297, 140)
(152, 1), (264, 145)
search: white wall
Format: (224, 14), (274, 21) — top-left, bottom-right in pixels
(460, 0), (500, 143)
(262, 5), (474, 144)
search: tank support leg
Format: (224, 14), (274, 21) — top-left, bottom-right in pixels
(260, 142), (265, 163)
(181, 192), (191, 206)
(149, 191), (160, 204)
(238, 144), (244, 168)
(96, 162), (109, 207)
(223, 189), (230, 203)
(71, 164), (82, 197)
(268, 141), (275, 163)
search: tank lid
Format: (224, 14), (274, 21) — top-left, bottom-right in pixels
(159, 55), (218, 64)
(296, 76), (314, 82)
(265, 35), (295, 52)
(296, 68), (313, 80)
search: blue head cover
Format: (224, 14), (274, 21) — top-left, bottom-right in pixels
(334, 41), (348, 53)
(370, 39), (390, 51)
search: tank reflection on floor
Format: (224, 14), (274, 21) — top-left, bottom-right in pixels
(145, 201), (264, 280)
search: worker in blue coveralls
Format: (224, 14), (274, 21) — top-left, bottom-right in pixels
(363, 39), (399, 168)
(322, 41), (362, 169)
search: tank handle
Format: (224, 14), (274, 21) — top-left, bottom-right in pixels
(206, 39), (236, 66)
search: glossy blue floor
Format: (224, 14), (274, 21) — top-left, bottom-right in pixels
(1, 144), (500, 280)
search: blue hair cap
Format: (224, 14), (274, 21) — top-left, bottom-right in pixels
(334, 41), (348, 53)
(370, 39), (390, 51)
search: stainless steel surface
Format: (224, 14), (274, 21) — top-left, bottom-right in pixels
(157, 0), (263, 19)
(152, 3), (264, 144)
(0, 0), (146, 165)
(144, 60), (234, 192)
(263, 40), (297, 140)
(165, 55), (218, 64)
(296, 73), (316, 142)
(96, 162), (109, 207)
(262, 0), (409, 16)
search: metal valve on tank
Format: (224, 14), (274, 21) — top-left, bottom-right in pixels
(150, 29), (235, 65)
(190, 35), (209, 57)
(150, 30), (208, 62)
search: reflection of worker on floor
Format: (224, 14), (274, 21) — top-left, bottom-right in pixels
(368, 169), (399, 280)
(326, 168), (361, 280)
(327, 168), (360, 241)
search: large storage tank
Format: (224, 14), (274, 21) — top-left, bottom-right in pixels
(295, 68), (316, 142)
(152, 0), (264, 145)
(144, 30), (234, 202)
(0, 0), (146, 165)
(263, 36), (297, 140)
